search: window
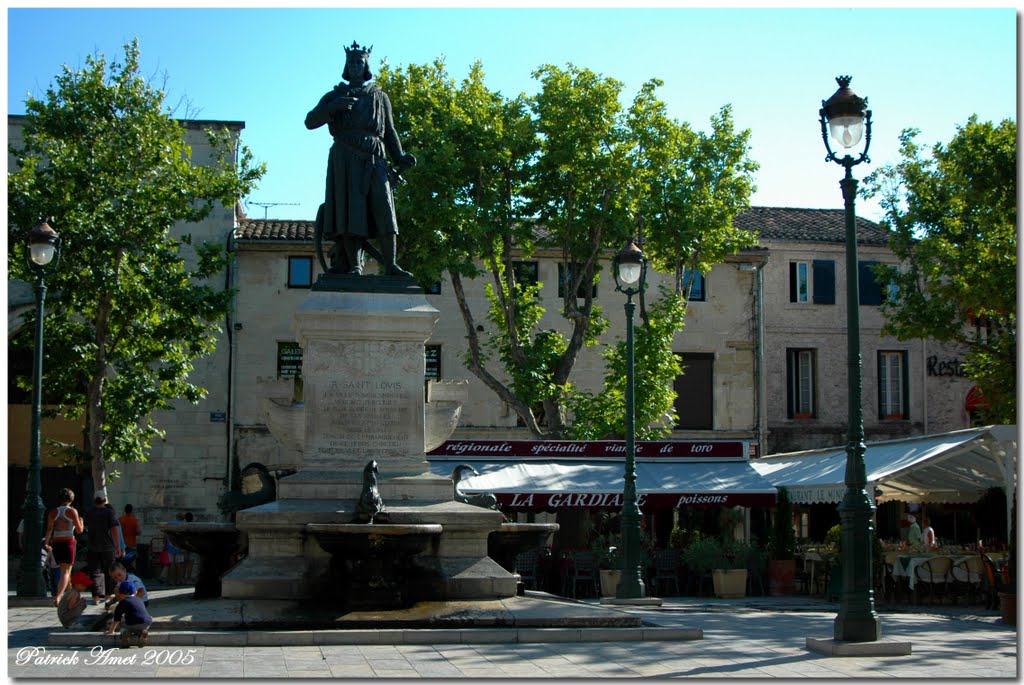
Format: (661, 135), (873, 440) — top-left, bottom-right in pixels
(511, 260), (539, 286)
(878, 350), (909, 420)
(789, 260), (835, 304)
(786, 349), (816, 419)
(288, 256), (313, 288)
(673, 353), (714, 430)
(425, 345), (441, 380)
(682, 269), (705, 301)
(277, 341), (303, 378)
(558, 263), (597, 299)
(426, 281), (442, 295)
(971, 315), (998, 343)
(790, 262), (810, 302)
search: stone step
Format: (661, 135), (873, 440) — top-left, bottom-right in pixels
(48, 626), (702, 647)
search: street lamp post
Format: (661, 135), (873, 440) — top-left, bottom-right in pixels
(819, 76), (881, 642)
(17, 219), (61, 598)
(613, 238), (647, 600)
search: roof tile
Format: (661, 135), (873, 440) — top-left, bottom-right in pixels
(234, 206), (890, 247)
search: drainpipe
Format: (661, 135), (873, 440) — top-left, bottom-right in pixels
(225, 224), (238, 489)
(921, 338), (928, 433)
(755, 261), (767, 458)
(738, 259), (768, 459)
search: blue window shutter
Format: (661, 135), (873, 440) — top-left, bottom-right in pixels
(859, 261), (883, 306)
(812, 260), (835, 304)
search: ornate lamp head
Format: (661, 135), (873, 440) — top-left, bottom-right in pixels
(26, 218), (60, 273)
(613, 238), (647, 297)
(819, 75), (872, 166)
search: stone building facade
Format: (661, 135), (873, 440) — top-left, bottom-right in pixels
(9, 115), (977, 535)
(735, 207), (977, 453)
(229, 220), (767, 473)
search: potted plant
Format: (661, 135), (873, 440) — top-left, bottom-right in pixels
(767, 487), (798, 595)
(682, 534), (719, 593)
(592, 534), (623, 597)
(712, 539), (752, 598)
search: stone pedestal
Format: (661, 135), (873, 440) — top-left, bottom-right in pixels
(294, 290), (436, 477)
(222, 288), (517, 604)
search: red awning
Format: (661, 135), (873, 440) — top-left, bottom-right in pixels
(965, 386), (988, 413)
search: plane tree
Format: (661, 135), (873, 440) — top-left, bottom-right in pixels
(381, 59), (757, 438)
(8, 41), (265, 490)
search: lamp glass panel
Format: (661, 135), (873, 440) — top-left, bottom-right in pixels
(618, 261), (642, 286)
(828, 115), (864, 149)
(29, 244), (55, 266)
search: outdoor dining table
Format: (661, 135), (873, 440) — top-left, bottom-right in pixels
(799, 550), (836, 595)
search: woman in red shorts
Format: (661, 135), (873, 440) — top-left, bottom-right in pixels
(44, 488), (84, 606)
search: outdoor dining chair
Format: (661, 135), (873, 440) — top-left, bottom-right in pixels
(980, 554), (1005, 610)
(568, 551), (599, 598)
(914, 555), (953, 605)
(515, 549), (542, 591)
(652, 549), (681, 596)
(951, 555), (985, 605)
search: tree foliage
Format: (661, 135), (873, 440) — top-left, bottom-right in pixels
(862, 116), (1016, 423)
(569, 287), (685, 440)
(379, 59), (756, 437)
(8, 41), (265, 489)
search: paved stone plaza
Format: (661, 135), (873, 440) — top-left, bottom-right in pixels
(7, 588), (1017, 679)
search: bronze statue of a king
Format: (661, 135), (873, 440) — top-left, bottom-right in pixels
(305, 41), (416, 278)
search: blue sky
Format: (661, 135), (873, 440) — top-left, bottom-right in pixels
(6, 6), (1018, 223)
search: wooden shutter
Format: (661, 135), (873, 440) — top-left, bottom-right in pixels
(812, 260), (835, 304)
(858, 261), (883, 306)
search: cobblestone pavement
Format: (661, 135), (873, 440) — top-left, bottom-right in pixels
(7, 593), (1017, 679)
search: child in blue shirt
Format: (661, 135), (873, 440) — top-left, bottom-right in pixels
(104, 580), (153, 648)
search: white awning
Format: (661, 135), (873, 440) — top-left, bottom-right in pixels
(751, 425), (1017, 506)
(427, 459), (778, 511)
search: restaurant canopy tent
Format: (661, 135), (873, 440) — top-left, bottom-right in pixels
(750, 426), (1017, 527)
(427, 439), (777, 513)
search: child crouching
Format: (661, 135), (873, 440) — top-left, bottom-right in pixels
(104, 580), (153, 648)
(57, 571), (100, 630)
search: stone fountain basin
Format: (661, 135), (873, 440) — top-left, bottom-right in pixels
(306, 523), (442, 558)
(161, 522), (242, 556)
(159, 522), (243, 599)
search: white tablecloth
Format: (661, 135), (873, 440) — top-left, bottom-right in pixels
(890, 554), (988, 590)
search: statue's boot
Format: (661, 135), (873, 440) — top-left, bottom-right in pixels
(382, 234), (413, 277)
(344, 237), (363, 275)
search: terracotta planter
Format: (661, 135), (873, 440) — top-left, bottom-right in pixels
(999, 592), (1016, 626)
(712, 569), (747, 598)
(768, 559), (796, 596)
(599, 569), (622, 597)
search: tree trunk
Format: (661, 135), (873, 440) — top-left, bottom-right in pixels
(87, 285), (117, 492)
(449, 270), (548, 437)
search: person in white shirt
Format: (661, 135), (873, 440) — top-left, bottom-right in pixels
(921, 519), (937, 548)
(108, 561), (149, 607)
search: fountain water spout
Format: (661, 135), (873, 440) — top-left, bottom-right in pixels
(354, 460), (387, 524)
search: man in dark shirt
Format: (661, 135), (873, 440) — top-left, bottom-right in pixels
(105, 580), (152, 648)
(83, 490), (122, 604)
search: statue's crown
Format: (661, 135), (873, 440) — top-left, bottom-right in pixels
(345, 41), (372, 56)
